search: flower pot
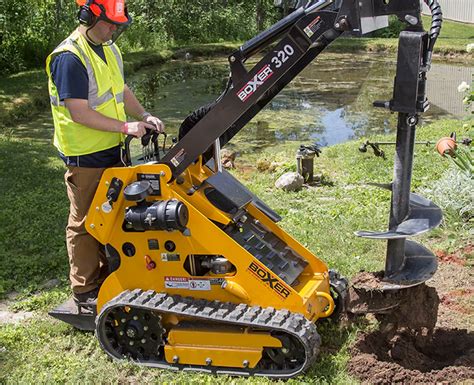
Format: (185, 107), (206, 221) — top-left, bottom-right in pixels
(436, 137), (457, 157)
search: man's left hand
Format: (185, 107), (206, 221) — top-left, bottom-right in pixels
(144, 115), (165, 133)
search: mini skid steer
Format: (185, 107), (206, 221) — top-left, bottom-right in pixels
(51, 0), (443, 378)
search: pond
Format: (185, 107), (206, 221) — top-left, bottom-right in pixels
(128, 52), (472, 154)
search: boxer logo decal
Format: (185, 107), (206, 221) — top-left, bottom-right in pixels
(237, 64), (273, 102)
(248, 261), (291, 299)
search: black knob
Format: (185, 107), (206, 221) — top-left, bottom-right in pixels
(124, 181), (153, 202)
(122, 242), (136, 257)
(164, 240), (176, 252)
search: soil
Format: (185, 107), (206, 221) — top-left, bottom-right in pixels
(348, 328), (474, 384)
(347, 272), (440, 331)
(0, 293), (33, 325)
(346, 247), (474, 384)
(0, 279), (60, 325)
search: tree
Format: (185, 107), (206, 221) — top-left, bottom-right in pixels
(256, 0), (265, 31)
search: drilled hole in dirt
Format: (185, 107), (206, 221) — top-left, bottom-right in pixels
(346, 271), (474, 384)
(358, 328), (473, 370)
(348, 328), (474, 383)
(348, 272), (474, 384)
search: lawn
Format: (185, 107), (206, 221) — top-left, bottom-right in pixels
(331, 15), (474, 55)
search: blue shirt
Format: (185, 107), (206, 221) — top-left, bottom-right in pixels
(51, 40), (122, 168)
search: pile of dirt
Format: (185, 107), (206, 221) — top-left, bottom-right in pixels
(346, 270), (474, 384)
(347, 271), (439, 330)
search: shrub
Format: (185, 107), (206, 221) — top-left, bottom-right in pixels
(370, 15), (405, 38)
(421, 168), (474, 224)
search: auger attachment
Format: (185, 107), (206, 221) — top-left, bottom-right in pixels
(356, 18), (443, 290)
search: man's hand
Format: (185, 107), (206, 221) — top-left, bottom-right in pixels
(121, 121), (156, 138)
(143, 115), (165, 133)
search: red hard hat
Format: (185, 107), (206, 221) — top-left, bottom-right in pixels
(76, 0), (129, 24)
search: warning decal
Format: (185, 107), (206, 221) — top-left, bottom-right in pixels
(164, 276), (189, 289)
(303, 16), (322, 38)
(164, 276), (219, 291)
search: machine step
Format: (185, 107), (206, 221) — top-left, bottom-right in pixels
(49, 298), (96, 331)
(355, 192), (442, 239)
(378, 239), (438, 290)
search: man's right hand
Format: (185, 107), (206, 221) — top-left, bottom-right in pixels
(121, 121), (156, 138)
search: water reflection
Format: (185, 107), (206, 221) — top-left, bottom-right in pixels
(127, 54), (472, 153)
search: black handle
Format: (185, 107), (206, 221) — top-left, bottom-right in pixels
(123, 128), (167, 166)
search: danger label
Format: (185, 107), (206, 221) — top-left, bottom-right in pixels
(164, 276), (213, 291)
(164, 276), (189, 289)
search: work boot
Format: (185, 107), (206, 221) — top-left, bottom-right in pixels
(73, 287), (99, 307)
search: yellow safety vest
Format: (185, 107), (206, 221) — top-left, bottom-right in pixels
(46, 29), (126, 156)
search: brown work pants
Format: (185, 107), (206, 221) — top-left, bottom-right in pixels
(65, 166), (109, 294)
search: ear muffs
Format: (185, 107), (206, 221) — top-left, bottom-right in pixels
(78, 0), (95, 26)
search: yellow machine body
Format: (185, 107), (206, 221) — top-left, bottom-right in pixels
(86, 160), (334, 322)
(164, 327), (282, 368)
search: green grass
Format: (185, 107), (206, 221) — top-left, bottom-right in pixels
(0, 315), (363, 384)
(430, 15), (474, 40)
(235, 121), (472, 277)
(0, 114), (472, 383)
(0, 136), (68, 295)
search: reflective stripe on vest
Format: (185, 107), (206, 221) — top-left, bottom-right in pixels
(48, 38), (123, 110)
(116, 91), (124, 104)
(49, 94), (64, 107)
(109, 44), (124, 79)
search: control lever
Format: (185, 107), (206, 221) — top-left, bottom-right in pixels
(123, 128), (168, 166)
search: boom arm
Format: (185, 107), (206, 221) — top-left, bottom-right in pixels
(160, 0), (440, 181)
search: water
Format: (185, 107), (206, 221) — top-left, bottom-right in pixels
(128, 53), (472, 153)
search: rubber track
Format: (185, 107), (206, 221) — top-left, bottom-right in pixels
(96, 289), (321, 378)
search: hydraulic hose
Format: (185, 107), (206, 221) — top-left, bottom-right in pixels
(423, 0), (443, 66)
(423, 0), (442, 43)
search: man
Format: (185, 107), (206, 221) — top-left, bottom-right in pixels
(46, 0), (164, 306)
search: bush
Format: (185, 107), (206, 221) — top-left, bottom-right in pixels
(370, 15), (405, 38)
(421, 168), (474, 224)
(0, 0), (76, 74)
